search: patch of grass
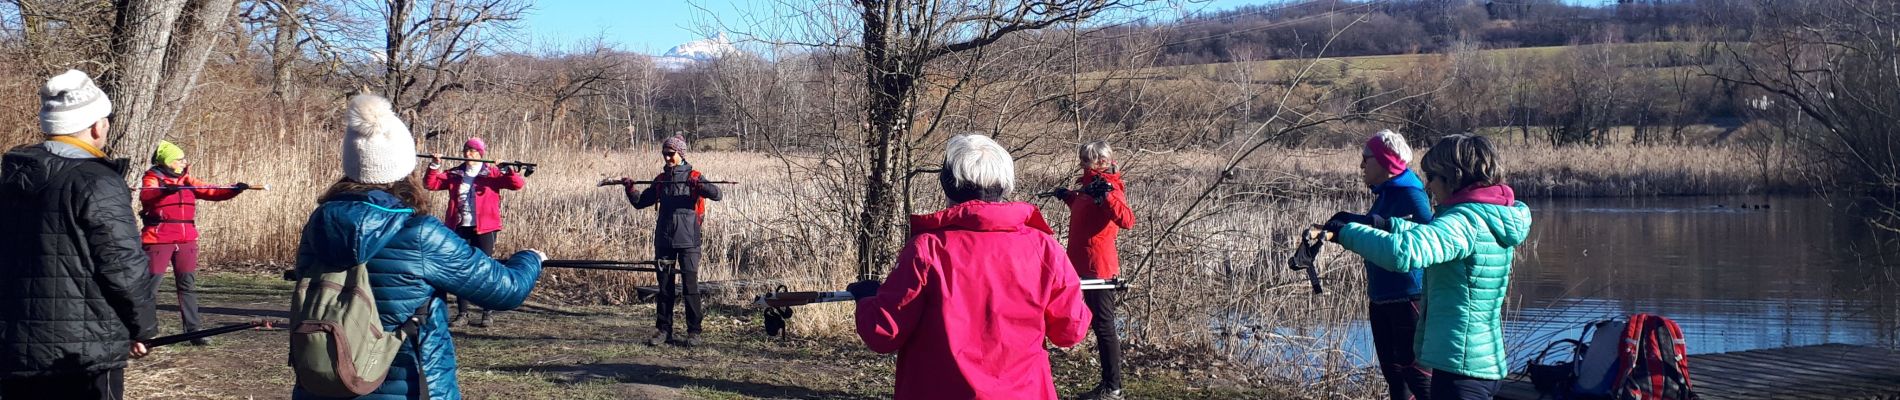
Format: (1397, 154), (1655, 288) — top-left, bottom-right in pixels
(134, 272), (1286, 399)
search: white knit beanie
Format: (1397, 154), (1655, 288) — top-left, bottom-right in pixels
(341, 94), (416, 184)
(39, 70), (113, 136)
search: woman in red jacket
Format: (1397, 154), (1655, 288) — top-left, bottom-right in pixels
(139, 141), (249, 345)
(1054, 140), (1136, 400)
(848, 134), (1091, 400)
(424, 137), (527, 327)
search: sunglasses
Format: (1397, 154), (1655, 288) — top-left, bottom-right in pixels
(662, 151), (679, 157)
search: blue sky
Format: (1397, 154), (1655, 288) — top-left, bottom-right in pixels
(519, 0), (1288, 54)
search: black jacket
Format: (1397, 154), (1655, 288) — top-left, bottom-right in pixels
(628, 163), (721, 249)
(0, 143), (158, 378)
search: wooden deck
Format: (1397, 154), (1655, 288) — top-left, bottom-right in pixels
(1497, 343), (1900, 400)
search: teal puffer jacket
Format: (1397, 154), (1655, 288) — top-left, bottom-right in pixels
(1337, 200), (1531, 380)
(292, 190), (543, 400)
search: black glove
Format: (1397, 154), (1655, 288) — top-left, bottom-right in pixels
(686, 174), (708, 192)
(160, 182), (182, 194)
(1041, 187), (1072, 200)
(846, 280), (881, 300)
(1081, 179), (1113, 203)
(231, 182), (250, 191)
(1321, 212), (1378, 234)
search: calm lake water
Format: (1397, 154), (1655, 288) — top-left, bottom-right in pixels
(1331, 195), (1900, 370)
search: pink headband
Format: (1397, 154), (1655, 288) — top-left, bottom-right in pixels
(1364, 135), (1406, 176)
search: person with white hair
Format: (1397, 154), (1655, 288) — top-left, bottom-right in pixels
(0, 69), (158, 400)
(1052, 140), (1136, 400)
(848, 134), (1091, 400)
(1355, 128), (1436, 399)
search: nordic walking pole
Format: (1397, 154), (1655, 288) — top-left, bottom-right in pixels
(145, 321), (276, 348)
(132, 185), (270, 191)
(418, 154), (538, 176)
(1080, 278), (1132, 292)
(760, 278), (1128, 308)
(754, 290), (855, 308)
(597, 178), (739, 186)
(540, 259), (662, 273)
(278, 259), (667, 282)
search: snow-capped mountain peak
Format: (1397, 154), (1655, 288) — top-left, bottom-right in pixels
(656, 33), (738, 69)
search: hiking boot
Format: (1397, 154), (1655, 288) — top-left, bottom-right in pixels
(473, 312), (493, 328)
(188, 338), (211, 347)
(447, 313), (464, 327)
(1079, 385), (1122, 400)
(646, 331), (670, 347)
(679, 332), (700, 347)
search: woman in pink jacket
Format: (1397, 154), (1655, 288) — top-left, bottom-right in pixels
(848, 134), (1092, 400)
(424, 137), (527, 327)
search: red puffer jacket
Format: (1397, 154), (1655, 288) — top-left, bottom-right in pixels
(423, 163), (526, 234)
(138, 168), (241, 245)
(855, 201), (1090, 400)
(1061, 170), (1136, 279)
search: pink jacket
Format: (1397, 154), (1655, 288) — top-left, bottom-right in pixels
(423, 163), (526, 234)
(855, 201), (1091, 400)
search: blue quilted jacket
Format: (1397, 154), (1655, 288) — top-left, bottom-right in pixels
(1364, 170), (1432, 302)
(291, 190), (543, 400)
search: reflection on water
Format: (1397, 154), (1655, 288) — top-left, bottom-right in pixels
(1268, 195), (1900, 371)
(1500, 195), (1899, 367)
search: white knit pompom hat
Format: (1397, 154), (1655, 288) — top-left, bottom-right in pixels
(341, 94), (416, 184)
(39, 70), (113, 135)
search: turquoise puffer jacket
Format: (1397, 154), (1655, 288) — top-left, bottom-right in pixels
(1337, 200), (1531, 380)
(292, 190), (543, 400)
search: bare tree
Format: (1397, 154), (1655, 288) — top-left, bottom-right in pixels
(101, 0), (239, 179)
(3, 0), (116, 73)
(845, 0), (1138, 279)
(372, 0), (526, 115)
(1708, 0), (1900, 231)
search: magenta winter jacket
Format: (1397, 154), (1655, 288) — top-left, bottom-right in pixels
(423, 163), (525, 234)
(854, 201), (1091, 400)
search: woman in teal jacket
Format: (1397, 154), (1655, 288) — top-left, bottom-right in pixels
(1321, 134), (1531, 400)
(293, 94), (545, 400)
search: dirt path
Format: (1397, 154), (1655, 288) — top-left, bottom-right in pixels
(126, 273), (1271, 399)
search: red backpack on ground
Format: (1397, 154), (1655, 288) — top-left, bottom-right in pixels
(1574, 313), (1698, 400)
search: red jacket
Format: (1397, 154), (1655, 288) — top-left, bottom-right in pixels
(424, 163), (526, 234)
(138, 169), (241, 244)
(855, 201), (1091, 400)
(1061, 170), (1136, 279)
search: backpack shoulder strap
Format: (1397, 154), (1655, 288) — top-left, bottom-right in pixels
(690, 170), (708, 222)
(398, 297), (434, 400)
(1649, 316), (1695, 399)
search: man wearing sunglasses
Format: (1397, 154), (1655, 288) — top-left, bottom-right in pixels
(613, 134), (722, 347)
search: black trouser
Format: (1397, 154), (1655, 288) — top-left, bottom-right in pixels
(1430, 369), (1499, 400)
(1084, 288), (1123, 390)
(0, 368), (125, 400)
(1370, 299), (1431, 400)
(654, 247), (703, 334)
(453, 226), (497, 318)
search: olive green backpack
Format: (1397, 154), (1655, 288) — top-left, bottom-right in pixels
(289, 262), (433, 398)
